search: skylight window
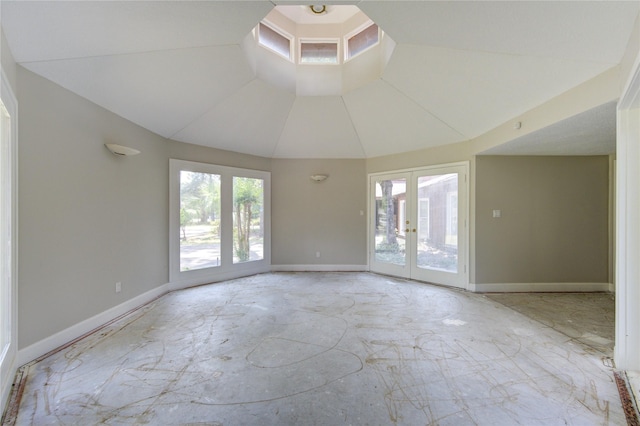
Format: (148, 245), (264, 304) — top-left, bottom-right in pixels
(347, 23), (379, 60)
(251, 5), (395, 95)
(258, 22), (291, 60)
(300, 41), (338, 64)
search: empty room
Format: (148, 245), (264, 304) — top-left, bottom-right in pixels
(1, 1), (640, 424)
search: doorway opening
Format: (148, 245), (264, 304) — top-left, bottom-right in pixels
(369, 162), (468, 288)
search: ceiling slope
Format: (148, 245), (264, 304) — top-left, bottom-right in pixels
(273, 96), (365, 158)
(173, 79), (296, 158)
(382, 44), (615, 139)
(22, 45), (257, 138)
(2, 1), (639, 158)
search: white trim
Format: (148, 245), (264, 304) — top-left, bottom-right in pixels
(344, 21), (379, 62)
(17, 284), (170, 367)
(169, 159), (271, 287)
(470, 282), (612, 293)
(368, 161), (470, 290)
(258, 20), (293, 62)
(271, 264), (368, 272)
(299, 38), (340, 65)
(368, 161), (470, 178)
(619, 51), (640, 110)
(615, 42), (640, 370)
(0, 66), (18, 413)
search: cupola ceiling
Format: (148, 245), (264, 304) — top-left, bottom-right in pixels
(1, 1), (638, 158)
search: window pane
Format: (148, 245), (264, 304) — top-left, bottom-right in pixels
(179, 171), (221, 271)
(300, 42), (338, 64)
(259, 23), (290, 59)
(233, 177), (264, 263)
(348, 23), (378, 59)
(374, 178), (406, 266)
(416, 173), (458, 273)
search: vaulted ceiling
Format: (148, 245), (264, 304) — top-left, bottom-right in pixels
(2, 1), (638, 158)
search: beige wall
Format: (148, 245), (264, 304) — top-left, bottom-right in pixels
(16, 66), (370, 349)
(366, 140), (473, 174)
(16, 67), (273, 348)
(475, 156), (609, 284)
(271, 158), (367, 266)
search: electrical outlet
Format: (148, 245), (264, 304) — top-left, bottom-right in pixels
(115, 282), (122, 293)
(316, 251), (321, 258)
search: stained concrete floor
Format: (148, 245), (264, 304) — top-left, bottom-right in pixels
(5, 272), (624, 425)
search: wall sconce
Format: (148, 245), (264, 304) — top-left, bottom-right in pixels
(105, 143), (141, 156)
(310, 174), (328, 182)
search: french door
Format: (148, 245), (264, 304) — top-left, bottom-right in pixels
(369, 163), (468, 289)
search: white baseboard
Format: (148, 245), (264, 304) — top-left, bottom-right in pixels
(1, 351), (16, 416)
(469, 282), (612, 293)
(271, 264), (368, 272)
(17, 283), (171, 367)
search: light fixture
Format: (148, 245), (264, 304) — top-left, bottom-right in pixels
(309, 5), (326, 14)
(310, 174), (328, 182)
(105, 143), (141, 156)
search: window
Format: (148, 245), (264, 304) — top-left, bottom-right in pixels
(300, 41), (338, 64)
(179, 171), (221, 272)
(259, 22), (291, 60)
(346, 23), (379, 60)
(170, 160), (270, 287)
(233, 177), (264, 264)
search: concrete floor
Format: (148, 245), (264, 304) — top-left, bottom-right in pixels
(5, 272), (624, 425)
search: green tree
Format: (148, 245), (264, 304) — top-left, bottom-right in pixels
(180, 207), (193, 241)
(180, 171), (220, 225)
(234, 177), (262, 261)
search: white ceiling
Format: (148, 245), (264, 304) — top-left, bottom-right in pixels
(479, 102), (617, 156)
(2, 1), (638, 159)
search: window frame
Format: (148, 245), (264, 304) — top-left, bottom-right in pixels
(298, 37), (341, 65)
(344, 21), (380, 62)
(169, 159), (271, 288)
(258, 21), (293, 62)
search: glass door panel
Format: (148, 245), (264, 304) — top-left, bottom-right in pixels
(411, 166), (466, 288)
(370, 164), (467, 288)
(416, 173), (458, 273)
(370, 175), (411, 278)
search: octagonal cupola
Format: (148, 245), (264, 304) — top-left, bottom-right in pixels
(243, 5), (396, 96)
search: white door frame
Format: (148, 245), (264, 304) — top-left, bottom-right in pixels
(615, 53), (640, 371)
(0, 68), (18, 412)
(368, 162), (469, 289)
